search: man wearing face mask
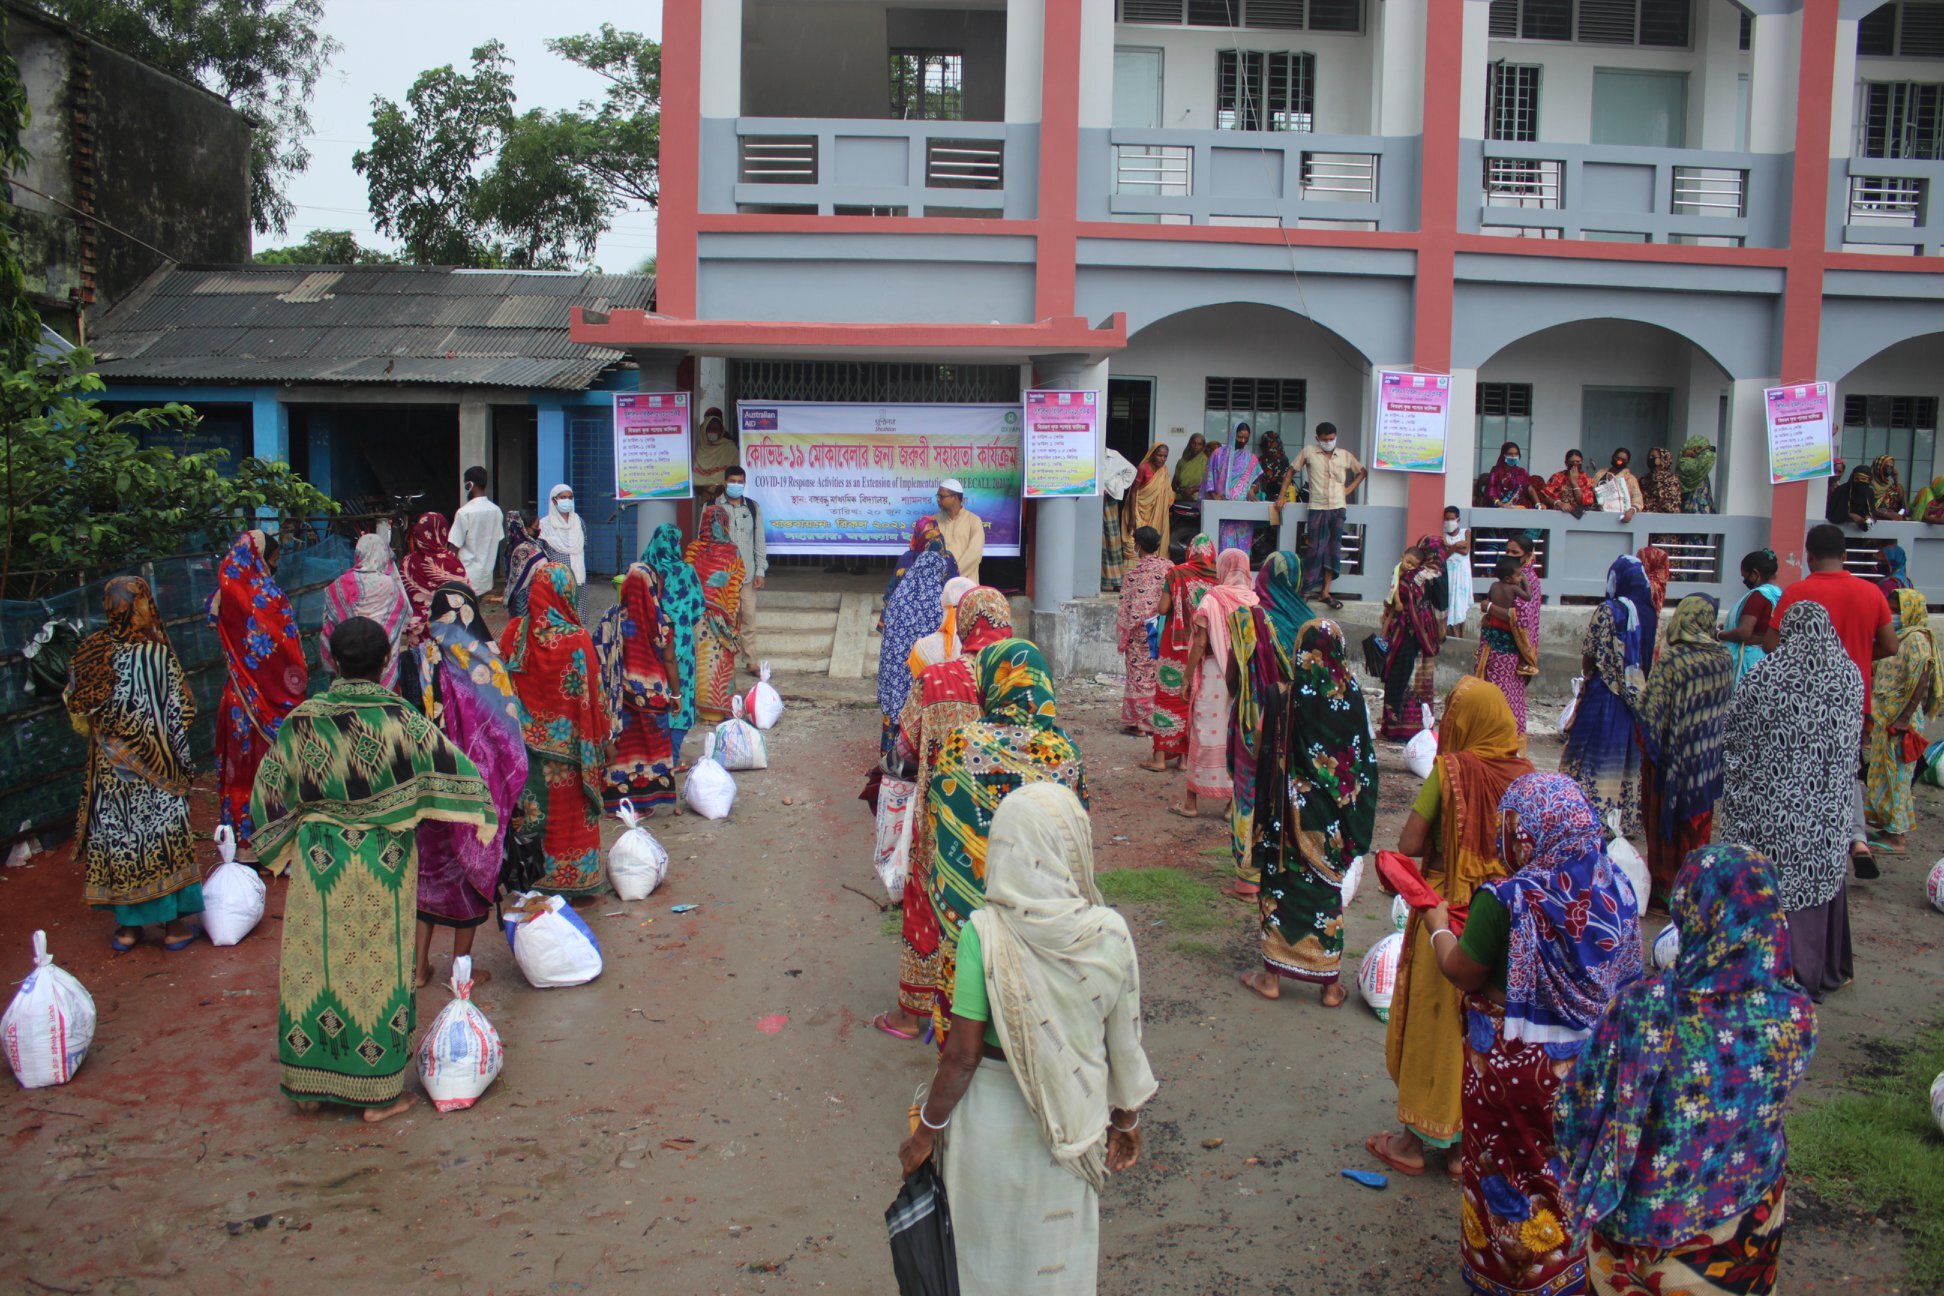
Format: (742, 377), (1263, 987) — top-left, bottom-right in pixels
(1291, 421), (1365, 609)
(1594, 447), (1643, 522)
(718, 464), (766, 669)
(450, 465), (504, 596)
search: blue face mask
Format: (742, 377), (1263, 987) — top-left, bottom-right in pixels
(1506, 456), (1520, 467)
(725, 482), (745, 499)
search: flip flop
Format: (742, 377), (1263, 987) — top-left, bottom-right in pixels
(1325, 596), (1345, 610)
(1364, 1132), (1428, 1177)
(164, 929), (202, 952)
(1168, 805), (1198, 819)
(109, 929), (140, 954)
(1864, 837), (1905, 857)
(872, 1012), (920, 1041)
(1236, 971), (1278, 1001)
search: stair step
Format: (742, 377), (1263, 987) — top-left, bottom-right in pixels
(759, 608), (843, 632)
(761, 590), (846, 611)
(755, 629), (839, 657)
(761, 655), (833, 677)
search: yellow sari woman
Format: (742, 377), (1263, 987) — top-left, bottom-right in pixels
(1865, 588), (1942, 849)
(1123, 444), (1173, 559)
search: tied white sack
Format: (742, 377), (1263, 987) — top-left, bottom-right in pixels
(1337, 854), (1365, 909)
(608, 798), (669, 901)
(1559, 676), (1585, 734)
(1926, 858), (1944, 913)
(874, 773), (917, 901)
(1359, 931), (1403, 1022)
(2, 931), (96, 1088)
(1651, 923), (1680, 971)
(1391, 894), (1410, 932)
(1404, 704), (1438, 780)
(712, 697), (768, 771)
(683, 733), (738, 820)
(201, 824), (266, 946)
(1604, 811), (1649, 918)
(502, 892), (604, 988)
(745, 662), (784, 729)
(417, 955), (504, 1112)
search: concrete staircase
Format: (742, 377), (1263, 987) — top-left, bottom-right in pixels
(757, 588), (884, 678)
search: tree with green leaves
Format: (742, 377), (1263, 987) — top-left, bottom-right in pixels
(545, 24), (661, 208)
(35, 0), (337, 236)
(252, 229), (396, 266)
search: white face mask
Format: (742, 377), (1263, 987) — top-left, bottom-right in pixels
(1318, 438), (1337, 452)
(555, 498), (575, 516)
(1444, 520), (1460, 535)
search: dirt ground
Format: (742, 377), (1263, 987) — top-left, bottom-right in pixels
(0, 657), (1933, 1294)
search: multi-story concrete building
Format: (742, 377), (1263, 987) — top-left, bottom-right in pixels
(574, 0), (1944, 650)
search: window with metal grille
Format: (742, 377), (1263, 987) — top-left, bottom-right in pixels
(1861, 81), (1944, 159)
(1474, 382), (1535, 484)
(1487, 63), (1542, 141)
(889, 50), (964, 120)
(1114, 0), (1361, 30)
(1841, 395), (1938, 497)
(1204, 376), (1307, 447)
(1217, 50), (1316, 131)
(1857, 2), (1944, 56)
(1486, 0), (1687, 46)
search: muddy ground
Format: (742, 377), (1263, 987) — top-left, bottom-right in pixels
(0, 660), (1932, 1295)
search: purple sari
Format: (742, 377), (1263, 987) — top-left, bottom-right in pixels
(415, 583), (529, 926)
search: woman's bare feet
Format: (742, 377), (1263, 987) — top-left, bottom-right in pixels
(1237, 969), (1280, 1000)
(1137, 756), (1172, 773)
(416, 961), (435, 988)
(362, 1094), (417, 1123)
(1320, 981), (1348, 1009)
(292, 1100), (322, 1115)
(1169, 799), (1198, 818)
(470, 967), (493, 986)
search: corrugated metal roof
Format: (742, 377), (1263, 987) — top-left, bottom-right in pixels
(92, 264), (653, 391)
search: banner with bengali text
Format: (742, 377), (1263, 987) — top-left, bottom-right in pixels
(1371, 370), (1450, 473)
(1764, 381), (1836, 486)
(614, 392), (694, 501)
(736, 402), (1023, 554)
(1023, 389), (1100, 497)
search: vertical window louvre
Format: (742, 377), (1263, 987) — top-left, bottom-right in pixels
(1474, 383), (1536, 480)
(1186, 0), (1242, 25)
(1246, 0), (1306, 28)
(1487, 63), (1542, 141)
(1859, 6), (1897, 55)
(1638, 0), (1689, 46)
(1841, 393), (1937, 495)
(1577, 0), (1637, 44)
(1902, 3), (1944, 55)
(1521, 0), (1573, 39)
(1119, 0), (1186, 21)
(1305, 0), (1361, 31)
(1489, 0), (1519, 38)
(1117, 0), (1360, 30)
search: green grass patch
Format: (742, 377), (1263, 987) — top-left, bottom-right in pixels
(880, 913), (901, 938)
(1786, 1020), (1944, 1288)
(1168, 937), (1229, 964)
(1098, 866), (1226, 933)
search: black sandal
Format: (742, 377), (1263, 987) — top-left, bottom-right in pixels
(1325, 596), (1344, 610)
(1851, 846), (1880, 880)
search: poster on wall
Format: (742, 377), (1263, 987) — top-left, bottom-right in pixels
(1022, 390), (1100, 497)
(613, 392), (694, 501)
(1764, 382), (1836, 485)
(737, 402), (1023, 555)
(1371, 370), (1451, 473)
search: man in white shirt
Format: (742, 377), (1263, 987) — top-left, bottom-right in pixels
(450, 465), (504, 596)
(935, 477), (984, 585)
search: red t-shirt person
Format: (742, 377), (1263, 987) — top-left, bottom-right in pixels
(1773, 570), (1892, 717)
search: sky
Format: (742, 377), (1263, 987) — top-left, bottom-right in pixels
(275, 0), (664, 272)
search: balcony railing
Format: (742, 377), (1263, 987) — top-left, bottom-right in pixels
(1469, 142), (1778, 246)
(1100, 128), (1392, 228)
(1837, 158), (1944, 255)
(724, 119), (1020, 217)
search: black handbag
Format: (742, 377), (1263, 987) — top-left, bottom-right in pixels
(1361, 632), (1390, 680)
(885, 1160), (960, 1296)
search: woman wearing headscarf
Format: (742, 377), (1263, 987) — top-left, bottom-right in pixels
(538, 485), (587, 586)
(596, 564), (682, 815)
(898, 783), (1157, 1296)
(1367, 678), (1533, 1178)
(1223, 550), (1315, 898)
(1677, 434), (1717, 513)
(1639, 446), (1682, 513)
(1116, 527), (1171, 735)
(1718, 602), (1864, 1000)
(1864, 588), (1941, 854)
(498, 562), (607, 898)
(1594, 448), (1644, 517)
(321, 533), (410, 690)
(1202, 421), (1262, 553)
(1141, 533), (1217, 773)
(1426, 773), (1642, 1295)
(402, 512), (471, 638)
(1920, 472), (1944, 524)
(1869, 453), (1908, 519)
(1826, 464), (1876, 527)
(1476, 533), (1543, 734)
(1379, 539), (1447, 741)
(876, 588), (1016, 1041)
(65, 577), (202, 952)
(501, 511), (549, 617)
(1176, 547), (1257, 817)
(644, 522), (704, 758)
(1557, 845), (1815, 1296)
(1636, 595), (1733, 910)
(1172, 432), (1208, 504)
(909, 575), (975, 680)
(1635, 544), (1671, 621)
(927, 639), (1087, 1042)
(1722, 548), (1782, 686)
(1543, 449), (1596, 516)
(877, 547), (952, 757)
(692, 407), (740, 498)
(413, 582), (528, 985)
(1252, 430), (1292, 500)
(684, 504), (746, 725)
(1236, 618), (1376, 1005)
(1561, 554), (1653, 838)
(1123, 443), (1173, 562)
(882, 515), (956, 609)
(1873, 542), (1913, 605)
(208, 530), (307, 862)
(1476, 441), (1537, 509)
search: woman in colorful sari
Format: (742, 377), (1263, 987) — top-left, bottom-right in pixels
(402, 511), (470, 640)
(1367, 678), (1533, 1179)
(501, 511), (548, 616)
(596, 564), (683, 815)
(413, 583), (528, 986)
(1635, 543), (1670, 616)
(1476, 441), (1539, 509)
(1141, 533), (1217, 773)
(1677, 435), (1717, 513)
(1427, 772), (1642, 1296)
(876, 587), (1015, 1041)
(1557, 845), (1815, 1296)
(1543, 450), (1596, 517)
(1123, 444), (1173, 562)
(1115, 527), (1172, 735)
(685, 504), (747, 725)
(1379, 540), (1447, 741)
(644, 522), (704, 761)
(1172, 432), (1208, 504)
(1873, 543), (1913, 606)
(1864, 588), (1941, 853)
(908, 576), (975, 681)
(1869, 453), (1908, 520)
(927, 639), (1086, 1042)
(65, 577), (203, 952)
(1561, 555), (1653, 838)
(209, 529), (307, 862)
(1721, 548), (1781, 686)
(1176, 547), (1257, 818)
(321, 533), (409, 690)
(1236, 618), (1376, 1005)
(1223, 550), (1314, 897)
(1718, 602), (1864, 1000)
(1636, 595), (1733, 910)
(1201, 422), (1263, 555)
(1639, 446), (1682, 513)
(498, 562), (608, 898)
(253, 616), (497, 1123)
(1476, 533), (1542, 733)
(877, 548), (952, 757)
(883, 515), (956, 608)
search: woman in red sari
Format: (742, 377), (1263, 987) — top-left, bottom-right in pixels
(498, 561), (607, 897)
(208, 530), (307, 862)
(684, 505), (746, 724)
(1140, 533), (1217, 773)
(403, 512), (470, 640)
(874, 586), (1015, 1041)
(600, 563), (680, 815)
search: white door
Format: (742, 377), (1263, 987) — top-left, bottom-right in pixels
(1113, 47), (1163, 129)
(1591, 69), (1688, 148)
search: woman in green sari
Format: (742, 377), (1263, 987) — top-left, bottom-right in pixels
(251, 618), (499, 1122)
(1678, 435), (1717, 514)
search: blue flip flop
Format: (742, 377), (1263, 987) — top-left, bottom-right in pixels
(164, 929), (202, 952)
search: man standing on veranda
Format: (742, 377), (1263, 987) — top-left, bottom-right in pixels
(1290, 421), (1365, 610)
(451, 465), (504, 596)
(251, 616), (498, 1123)
(935, 478), (984, 585)
(718, 464), (768, 671)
